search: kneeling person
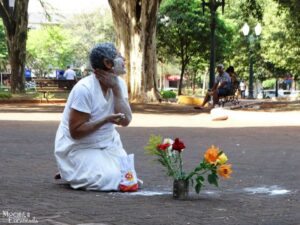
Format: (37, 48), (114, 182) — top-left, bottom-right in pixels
(54, 42), (132, 191)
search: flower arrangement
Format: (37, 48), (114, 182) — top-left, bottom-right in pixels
(144, 135), (233, 195)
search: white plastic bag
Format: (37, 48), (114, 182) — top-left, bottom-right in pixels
(119, 154), (139, 192)
(210, 108), (229, 121)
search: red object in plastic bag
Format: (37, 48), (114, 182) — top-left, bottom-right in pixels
(119, 183), (139, 192)
(119, 154), (139, 192)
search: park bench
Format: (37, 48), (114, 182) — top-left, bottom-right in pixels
(218, 86), (240, 107)
(34, 79), (74, 98)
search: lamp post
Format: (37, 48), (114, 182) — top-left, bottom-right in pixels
(242, 22), (262, 99)
(201, 0), (225, 89)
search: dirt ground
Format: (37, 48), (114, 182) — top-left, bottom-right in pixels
(0, 101), (299, 225)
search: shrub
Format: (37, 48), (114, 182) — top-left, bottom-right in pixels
(262, 78), (276, 89)
(0, 91), (12, 99)
(161, 90), (176, 99)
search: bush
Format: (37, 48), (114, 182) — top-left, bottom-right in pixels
(262, 78), (276, 89)
(0, 91), (12, 99)
(161, 90), (176, 99)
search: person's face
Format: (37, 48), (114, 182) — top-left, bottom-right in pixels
(217, 66), (223, 74)
(113, 53), (126, 75)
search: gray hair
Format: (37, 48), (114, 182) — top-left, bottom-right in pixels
(217, 64), (224, 69)
(89, 42), (117, 69)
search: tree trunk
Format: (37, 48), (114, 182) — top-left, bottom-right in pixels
(192, 71), (196, 95)
(0, 0), (29, 93)
(178, 61), (186, 96)
(108, 0), (161, 102)
(202, 68), (208, 95)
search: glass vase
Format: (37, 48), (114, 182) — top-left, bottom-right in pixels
(173, 179), (189, 200)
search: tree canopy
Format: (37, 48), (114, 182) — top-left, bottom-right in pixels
(26, 25), (75, 76)
(156, 0), (300, 92)
(1, 0), (300, 97)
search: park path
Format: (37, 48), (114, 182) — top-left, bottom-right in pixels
(0, 102), (300, 128)
(0, 102), (299, 225)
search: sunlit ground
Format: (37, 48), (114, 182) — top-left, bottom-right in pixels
(0, 101), (300, 128)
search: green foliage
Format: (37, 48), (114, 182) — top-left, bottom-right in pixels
(217, 0), (300, 83)
(207, 172), (219, 187)
(0, 91), (12, 99)
(240, 0), (264, 21)
(276, 0), (300, 26)
(64, 9), (115, 67)
(185, 160), (220, 193)
(25, 8), (115, 76)
(144, 135), (178, 178)
(0, 20), (8, 70)
(145, 136), (232, 194)
(160, 90), (176, 99)
(26, 25), (75, 76)
(157, 0), (211, 93)
(157, 0), (238, 93)
(144, 135), (163, 156)
(260, 0), (300, 77)
(262, 78), (276, 89)
(158, 0), (210, 61)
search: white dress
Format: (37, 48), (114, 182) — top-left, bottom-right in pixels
(54, 74), (128, 191)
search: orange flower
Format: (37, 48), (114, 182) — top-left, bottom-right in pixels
(204, 145), (219, 164)
(217, 164), (233, 179)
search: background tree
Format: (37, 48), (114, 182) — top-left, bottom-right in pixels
(266, 0), (300, 88)
(157, 0), (235, 94)
(26, 25), (75, 77)
(186, 57), (207, 94)
(276, 0), (300, 23)
(64, 9), (115, 68)
(0, 20), (8, 70)
(157, 0), (210, 95)
(217, 0), (265, 88)
(0, 0), (29, 93)
(108, 0), (162, 102)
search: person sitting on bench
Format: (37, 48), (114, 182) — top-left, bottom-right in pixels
(226, 66), (239, 95)
(194, 64), (231, 109)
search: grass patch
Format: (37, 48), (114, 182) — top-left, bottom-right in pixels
(0, 91), (12, 99)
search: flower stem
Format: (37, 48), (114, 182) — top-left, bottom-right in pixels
(179, 152), (183, 178)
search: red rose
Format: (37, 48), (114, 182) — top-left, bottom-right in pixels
(157, 143), (171, 151)
(172, 138), (185, 152)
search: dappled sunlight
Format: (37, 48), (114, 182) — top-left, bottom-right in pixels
(129, 110), (300, 128)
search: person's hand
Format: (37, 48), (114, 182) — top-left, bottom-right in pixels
(94, 69), (118, 88)
(105, 113), (126, 125)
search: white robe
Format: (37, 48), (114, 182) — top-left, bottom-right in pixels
(54, 74), (128, 191)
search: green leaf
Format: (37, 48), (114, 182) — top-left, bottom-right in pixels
(207, 173), (219, 187)
(195, 183), (202, 194)
(144, 135), (163, 155)
(196, 176), (205, 182)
